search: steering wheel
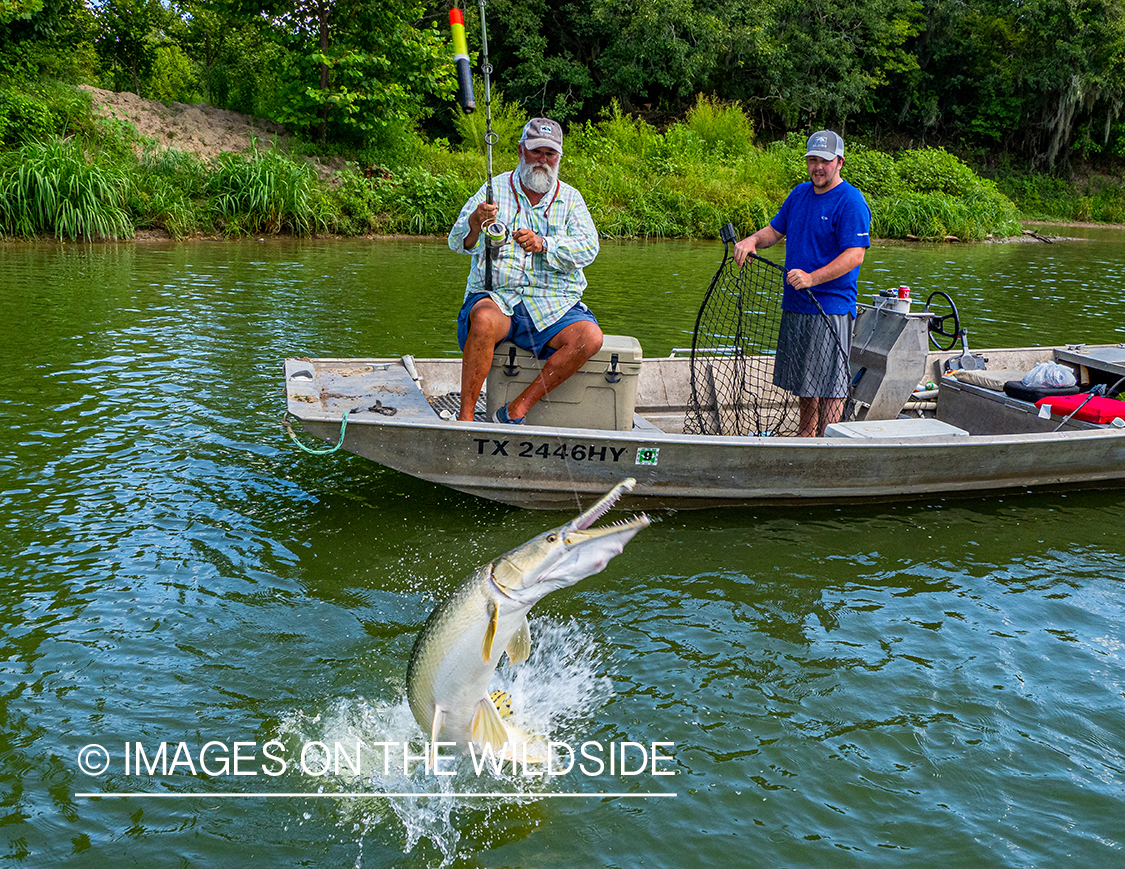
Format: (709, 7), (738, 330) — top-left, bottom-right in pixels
(924, 290), (961, 351)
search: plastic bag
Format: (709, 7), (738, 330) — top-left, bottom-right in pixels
(1021, 361), (1077, 389)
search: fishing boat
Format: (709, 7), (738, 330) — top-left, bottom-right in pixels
(283, 293), (1125, 509)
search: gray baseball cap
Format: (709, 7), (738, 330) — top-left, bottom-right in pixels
(520, 118), (564, 154)
(805, 130), (844, 160)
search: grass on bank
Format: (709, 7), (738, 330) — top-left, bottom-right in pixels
(0, 81), (1119, 242)
(996, 171), (1125, 224)
(0, 137), (131, 239)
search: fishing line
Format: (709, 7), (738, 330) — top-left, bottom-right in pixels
(553, 367), (591, 513)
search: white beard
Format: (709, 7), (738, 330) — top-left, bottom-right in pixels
(518, 158), (558, 194)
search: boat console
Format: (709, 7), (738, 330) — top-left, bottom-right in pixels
(849, 298), (936, 421)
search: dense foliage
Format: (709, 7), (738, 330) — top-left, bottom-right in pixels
(1, 0), (1123, 239)
(0, 91), (1028, 241)
(3, 0), (1124, 168)
(450, 0), (1125, 170)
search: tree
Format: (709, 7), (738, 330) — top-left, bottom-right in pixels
(0, 0), (46, 24)
(225, 0), (454, 144)
(1, 0), (93, 79)
(93, 0), (164, 94)
(899, 0), (1125, 166)
(461, 0), (745, 120)
(756, 0), (922, 130)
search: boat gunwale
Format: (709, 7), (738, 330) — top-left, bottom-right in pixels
(285, 350), (1125, 445)
(287, 410), (1125, 447)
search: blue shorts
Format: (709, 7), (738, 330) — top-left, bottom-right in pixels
(456, 293), (600, 359)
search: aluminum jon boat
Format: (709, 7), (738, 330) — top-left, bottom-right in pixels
(283, 300), (1125, 510)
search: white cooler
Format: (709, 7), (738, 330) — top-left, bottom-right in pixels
(486, 335), (643, 431)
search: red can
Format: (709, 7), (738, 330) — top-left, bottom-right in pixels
(898, 285), (911, 299)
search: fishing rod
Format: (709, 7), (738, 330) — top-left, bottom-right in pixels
(449, 1), (509, 283)
(1052, 373), (1125, 431)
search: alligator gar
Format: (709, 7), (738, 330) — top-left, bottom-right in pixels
(406, 478), (649, 759)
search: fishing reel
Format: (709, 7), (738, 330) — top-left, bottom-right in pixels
(483, 219), (510, 260)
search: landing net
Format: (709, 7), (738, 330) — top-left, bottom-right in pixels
(682, 229), (853, 436)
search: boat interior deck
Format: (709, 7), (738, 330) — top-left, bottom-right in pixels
(926, 345), (1125, 435)
(288, 343), (1125, 439)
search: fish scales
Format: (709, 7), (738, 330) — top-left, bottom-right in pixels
(405, 479), (649, 758)
(406, 563), (532, 747)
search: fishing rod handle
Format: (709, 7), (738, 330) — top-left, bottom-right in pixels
(449, 8), (475, 113)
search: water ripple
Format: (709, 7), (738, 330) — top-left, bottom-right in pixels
(1, 241), (1124, 867)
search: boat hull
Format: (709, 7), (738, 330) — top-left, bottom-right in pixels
(286, 354), (1125, 509)
(301, 418), (1125, 509)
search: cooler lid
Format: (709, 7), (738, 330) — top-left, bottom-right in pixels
(492, 334), (643, 364)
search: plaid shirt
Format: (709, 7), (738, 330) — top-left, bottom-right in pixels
(448, 171), (600, 330)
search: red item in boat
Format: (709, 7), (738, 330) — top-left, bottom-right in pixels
(1035, 393), (1125, 423)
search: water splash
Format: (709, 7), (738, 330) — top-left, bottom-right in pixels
(277, 618), (612, 865)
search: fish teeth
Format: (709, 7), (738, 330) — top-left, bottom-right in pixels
(573, 478), (638, 530)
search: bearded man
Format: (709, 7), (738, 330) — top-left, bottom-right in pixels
(447, 117), (602, 424)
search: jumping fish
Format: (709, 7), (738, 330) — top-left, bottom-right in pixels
(406, 479), (649, 759)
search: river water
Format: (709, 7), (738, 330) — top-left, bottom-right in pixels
(2, 231), (1123, 868)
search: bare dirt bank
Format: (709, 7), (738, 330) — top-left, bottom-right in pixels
(81, 85), (289, 159)
(81, 85), (345, 180)
(79, 86), (350, 241)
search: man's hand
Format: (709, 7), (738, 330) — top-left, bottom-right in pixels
(463, 201), (500, 250)
(734, 225), (782, 268)
(733, 236), (758, 268)
(513, 227), (545, 254)
(469, 201), (499, 234)
(786, 269), (814, 290)
(787, 248), (865, 291)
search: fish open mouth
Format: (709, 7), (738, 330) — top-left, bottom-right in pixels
(567, 478), (650, 537)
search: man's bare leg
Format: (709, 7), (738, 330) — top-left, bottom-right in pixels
(505, 321), (603, 420)
(795, 396), (845, 437)
(817, 397), (845, 436)
(458, 299), (511, 421)
(796, 397), (819, 437)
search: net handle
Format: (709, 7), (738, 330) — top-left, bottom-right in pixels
(719, 221), (788, 274)
(689, 222), (856, 431)
(723, 222), (849, 388)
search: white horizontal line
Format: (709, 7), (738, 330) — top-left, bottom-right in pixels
(75, 791), (676, 799)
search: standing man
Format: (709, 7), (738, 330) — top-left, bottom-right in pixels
(448, 117), (603, 424)
(734, 130), (871, 436)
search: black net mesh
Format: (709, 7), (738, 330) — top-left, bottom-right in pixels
(683, 239), (854, 437)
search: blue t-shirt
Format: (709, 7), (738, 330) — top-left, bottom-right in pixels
(770, 180), (871, 316)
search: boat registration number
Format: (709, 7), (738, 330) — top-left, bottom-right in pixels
(473, 438), (629, 463)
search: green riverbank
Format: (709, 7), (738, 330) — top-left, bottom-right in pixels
(3, 82), (1124, 244)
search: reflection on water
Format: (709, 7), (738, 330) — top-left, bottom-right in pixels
(0, 238), (1123, 867)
